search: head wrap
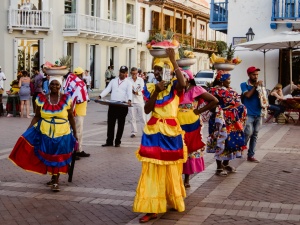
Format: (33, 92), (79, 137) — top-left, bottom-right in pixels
(216, 70), (230, 82)
(49, 76), (63, 86)
(180, 68), (194, 80)
(153, 58), (174, 71)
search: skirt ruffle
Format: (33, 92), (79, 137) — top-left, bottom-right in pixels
(133, 162), (186, 213)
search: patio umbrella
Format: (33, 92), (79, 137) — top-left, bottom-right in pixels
(237, 31), (300, 91)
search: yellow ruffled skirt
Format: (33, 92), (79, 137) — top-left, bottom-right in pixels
(133, 162), (186, 213)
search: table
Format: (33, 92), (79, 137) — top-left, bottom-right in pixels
(282, 98), (300, 124)
(6, 94), (20, 117)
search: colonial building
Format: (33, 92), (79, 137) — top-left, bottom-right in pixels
(3, 0), (137, 91)
(2, 0), (226, 92)
(209, 0), (300, 91)
(136, 0), (226, 74)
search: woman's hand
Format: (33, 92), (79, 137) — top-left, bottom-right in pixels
(193, 109), (200, 115)
(155, 81), (165, 93)
(165, 48), (176, 62)
(73, 133), (78, 141)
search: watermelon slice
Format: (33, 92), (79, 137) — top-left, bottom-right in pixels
(151, 40), (177, 49)
(44, 61), (54, 68)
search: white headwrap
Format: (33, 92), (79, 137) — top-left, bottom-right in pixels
(49, 76), (63, 86)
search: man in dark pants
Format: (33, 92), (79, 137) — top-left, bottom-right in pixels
(98, 66), (132, 147)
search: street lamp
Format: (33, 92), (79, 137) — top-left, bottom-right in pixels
(246, 27), (255, 42)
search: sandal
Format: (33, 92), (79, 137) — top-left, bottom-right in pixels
(184, 183), (191, 188)
(215, 169), (228, 177)
(51, 183), (60, 192)
(223, 165), (237, 173)
(46, 179), (54, 186)
(139, 213), (157, 223)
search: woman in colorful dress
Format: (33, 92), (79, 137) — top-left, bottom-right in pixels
(207, 71), (247, 176)
(177, 68), (218, 188)
(9, 76), (77, 191)
(133, 48), (187, 223)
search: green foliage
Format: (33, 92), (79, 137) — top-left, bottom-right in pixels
(216, 41), (227, 55)
(58, 55), (72, 68)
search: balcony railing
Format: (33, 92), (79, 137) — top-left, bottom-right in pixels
(64, 14), (136, 40)
(272, 0), (300, 20)
(209, 0), (228, 33)
(148, 30), (217, 53)
(7, 9), (52, 33)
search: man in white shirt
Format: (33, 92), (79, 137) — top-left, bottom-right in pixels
(147, 71), (155, 83)
(98, 66), (132, 147)
(128, 67), (146, 138)
(0, 66), (7, 114)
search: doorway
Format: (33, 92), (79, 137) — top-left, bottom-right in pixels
(17, 39), (39, 75)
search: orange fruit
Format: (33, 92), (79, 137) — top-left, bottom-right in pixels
(171, 39), (179, 47)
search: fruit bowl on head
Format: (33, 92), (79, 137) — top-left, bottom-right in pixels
(176, 58), (196, 67)
(213, 63), (235, 71)
(149, 41), (178, 58)
(44, 66), (69, 76)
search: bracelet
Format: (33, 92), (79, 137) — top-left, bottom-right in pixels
(174, 67), (180, 72)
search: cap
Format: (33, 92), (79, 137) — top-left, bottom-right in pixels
(119, 66), (128, 73)
(73, 67), (84, 75)
(247, 66), (260, 74)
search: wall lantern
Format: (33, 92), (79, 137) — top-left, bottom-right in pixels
(246, 27), (255, 42)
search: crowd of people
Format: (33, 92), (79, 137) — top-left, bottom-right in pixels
(3, 50), (300, 223)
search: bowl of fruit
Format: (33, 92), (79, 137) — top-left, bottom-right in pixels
(210, 44), (242, 71)
(147, 31), (179, 58)
(176, 48), (196, 67)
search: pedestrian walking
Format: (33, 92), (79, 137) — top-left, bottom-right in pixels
(0, 66), (7, 115)
(128, 67), (146, 138)
(207, 71), (247, 176)
(63, 67), (90, 159)
(105, 66), (111, 87)
(31, 67), (43, 115)
(9, 76), (78, 192)
(177, 68), (218, 188)
(99, 66), (132, 147)
(240, 66), (263, 163)
(133, 48), (187, 223)
(18, 71), (31, 118)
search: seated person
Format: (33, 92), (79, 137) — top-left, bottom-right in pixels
(291, 81), (300, 97)
(282, 81), (299, 96)
(268, 83), (285, 121)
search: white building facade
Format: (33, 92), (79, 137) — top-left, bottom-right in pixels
(210, 0), (300, 91)
(3, 0), (138, 91)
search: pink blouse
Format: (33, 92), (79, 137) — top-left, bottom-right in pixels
(180, 86), (207, 104)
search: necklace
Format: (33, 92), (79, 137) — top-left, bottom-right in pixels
(48, 93), (61, 105)
(118, 79), (124, 86)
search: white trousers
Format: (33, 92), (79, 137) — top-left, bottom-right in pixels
(128, 103), (146, 135)
(75, 116), (84, 152)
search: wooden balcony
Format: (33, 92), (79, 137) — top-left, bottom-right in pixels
(63, 14), (136, 43)
(7, 9), (52, 34)
(148, 30), (217, 53)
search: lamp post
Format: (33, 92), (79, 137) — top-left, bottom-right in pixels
(246, 27), (255, 42)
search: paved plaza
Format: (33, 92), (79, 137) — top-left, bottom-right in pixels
(0, 97), (300, 225)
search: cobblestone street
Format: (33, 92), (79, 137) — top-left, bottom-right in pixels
(0, 100), (300, 225)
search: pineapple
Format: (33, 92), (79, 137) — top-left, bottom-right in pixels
(165, 30), (175, 40)
(226, 44), (235, 62)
